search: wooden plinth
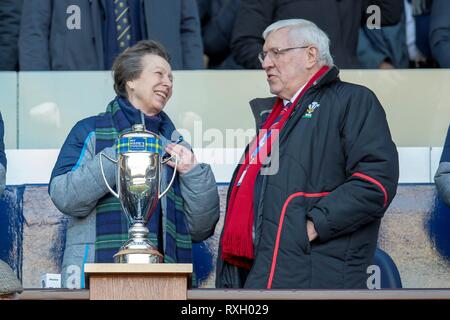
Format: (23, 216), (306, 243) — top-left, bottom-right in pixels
(84, 263), (192, 300)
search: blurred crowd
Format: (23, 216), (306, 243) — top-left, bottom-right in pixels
(0, 0), (448, 71)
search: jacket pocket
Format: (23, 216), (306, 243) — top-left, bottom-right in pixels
(281, 193), (327, 255)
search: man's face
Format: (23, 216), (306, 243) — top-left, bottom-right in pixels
(261, 28), (311, 100)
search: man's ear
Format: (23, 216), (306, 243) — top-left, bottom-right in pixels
(306, 46), (319, 68)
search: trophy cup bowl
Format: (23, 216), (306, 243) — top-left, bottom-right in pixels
(100, 124), (178, 263)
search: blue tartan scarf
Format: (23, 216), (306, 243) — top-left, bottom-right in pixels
(94, 97), (193, 269)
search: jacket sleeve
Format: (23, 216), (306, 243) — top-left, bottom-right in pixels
(179, 161), (220, 242)
(0, 112), (6, 170)
(18, 0), (52, 70)
(180, 0), (205, 69)
(0, 0), (22, 70)
(307, 87), (399, 243)
(0, 164), (5, 196)
(429, 0), (450, 68)
(0, 112), (5, 195)
(434, 125), (450, 207)
(49, 120), (116, 217)
(230, 0), (274, 69)
(435, 162), (450, 207)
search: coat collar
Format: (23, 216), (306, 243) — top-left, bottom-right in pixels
(249, 65), (340, 127)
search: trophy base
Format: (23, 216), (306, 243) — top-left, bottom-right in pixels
(113, 248), (163, 264)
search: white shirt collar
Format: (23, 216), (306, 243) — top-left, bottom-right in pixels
(283, 83), (307, 106)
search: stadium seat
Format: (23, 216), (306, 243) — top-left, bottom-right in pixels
(371, 247), (402, 288)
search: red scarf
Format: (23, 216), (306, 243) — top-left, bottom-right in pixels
(221, 66), (330, 269)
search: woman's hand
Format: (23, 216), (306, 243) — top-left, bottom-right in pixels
(164, 143), (198, 174)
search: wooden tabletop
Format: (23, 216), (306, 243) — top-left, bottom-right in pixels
(84, 263), (193, 274)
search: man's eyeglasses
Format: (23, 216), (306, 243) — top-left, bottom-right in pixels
(258, 46), (310, 64)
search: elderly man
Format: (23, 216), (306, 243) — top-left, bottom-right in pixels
(216, 19), (399, 289)
(435, 125), (450, 206)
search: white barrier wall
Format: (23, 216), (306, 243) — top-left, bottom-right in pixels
(0, 70), (449, 150)
(5, 147), (443, 185)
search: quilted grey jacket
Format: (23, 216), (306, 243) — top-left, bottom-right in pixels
(49, 124), (220, 288)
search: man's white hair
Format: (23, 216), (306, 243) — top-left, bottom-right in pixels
(262, 19), (334, 67)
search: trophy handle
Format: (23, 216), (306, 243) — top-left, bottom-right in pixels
(159, 154), (178, 199)
(99, 152), (119, 199)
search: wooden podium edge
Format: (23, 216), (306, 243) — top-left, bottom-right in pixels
(84, 263), (193, 275)
(84, 263), (193, 299)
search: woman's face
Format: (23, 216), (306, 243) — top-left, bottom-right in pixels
(127, 54), (173, 116)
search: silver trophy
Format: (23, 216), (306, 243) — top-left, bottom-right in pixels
(99, 124), (178, 263)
